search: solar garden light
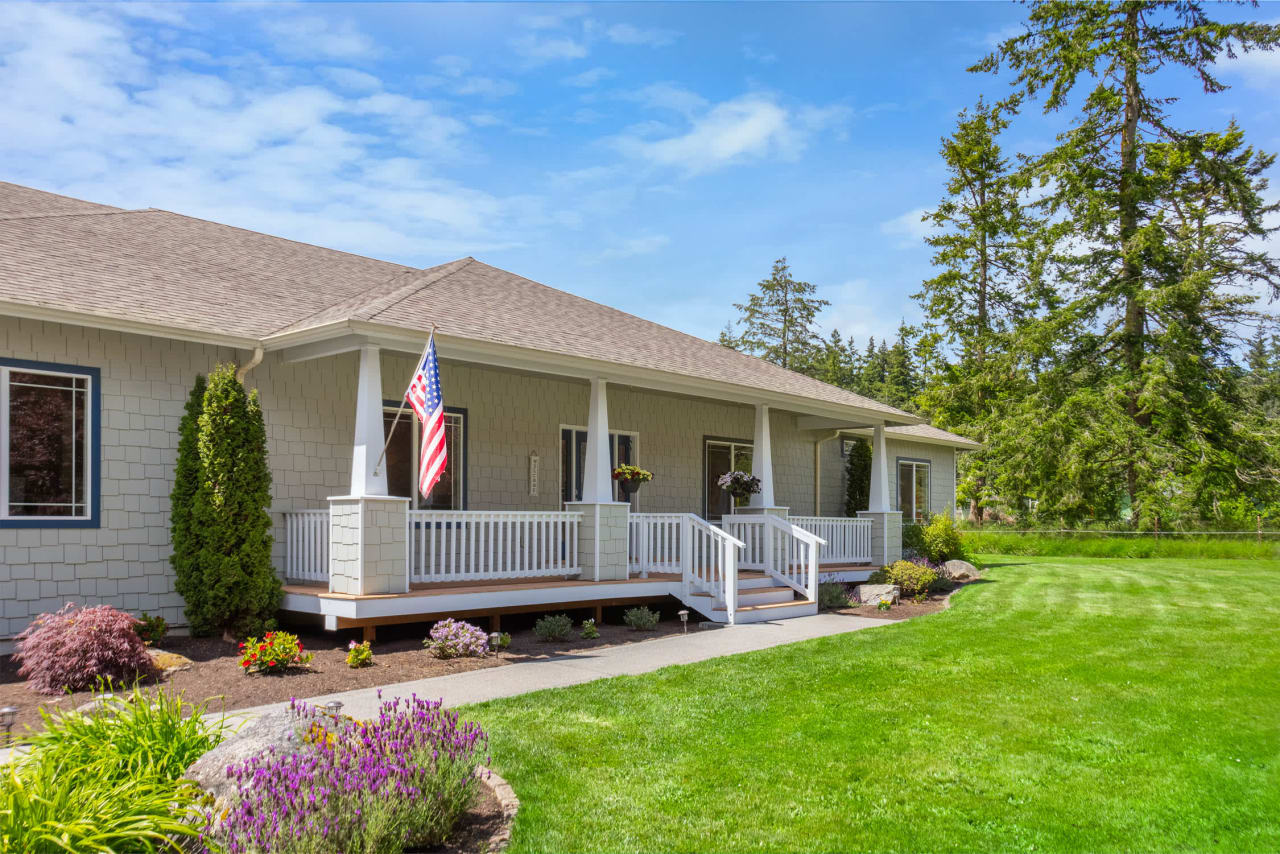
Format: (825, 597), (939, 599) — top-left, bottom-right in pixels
(323, 700), (344, 718)
(678, 610), (689, 633)
(489, 632), (501, 655)
(0, 706), (17, 745)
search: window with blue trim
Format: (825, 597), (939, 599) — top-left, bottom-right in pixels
(1, 360), (99, 525)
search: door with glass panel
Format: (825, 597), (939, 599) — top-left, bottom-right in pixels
(704, 439), (752, 521)
(560, 428), (637, 506)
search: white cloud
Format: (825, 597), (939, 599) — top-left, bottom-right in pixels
(588, 233), (670, 263)
(0, 3), (549, 260)
(614, 92), (847, 176)
(627, 82), (708, 118)
(603, 23), (679, 47)
(742, 44), (777, 64)
(563, 66), (614, 88)
(261, 15), (378, 60)
(880, 208), (935, 247)
(510, 32), (588, 64)
(1221, 47), (1280, 87)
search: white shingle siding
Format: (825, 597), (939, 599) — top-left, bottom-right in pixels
(1, 317), (955, 638)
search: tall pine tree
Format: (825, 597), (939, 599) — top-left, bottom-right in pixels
(722, 258), (830, 371)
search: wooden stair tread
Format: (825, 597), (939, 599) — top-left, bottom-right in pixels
(712, 599), (815, 612)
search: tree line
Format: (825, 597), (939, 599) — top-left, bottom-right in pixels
(719, 1), (1280, 529)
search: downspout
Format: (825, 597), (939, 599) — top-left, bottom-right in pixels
(236, 345), (265, 382)
(813, 430), (843, 516)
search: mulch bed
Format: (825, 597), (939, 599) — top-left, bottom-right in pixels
(831, 578), (983, 621)
(0, 614), (702, 735)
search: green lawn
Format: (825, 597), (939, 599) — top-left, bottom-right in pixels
(465, 557), (1280, 853)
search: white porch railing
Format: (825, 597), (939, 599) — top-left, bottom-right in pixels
(282, 509), (328, 582)
(685, 514), (744, 624)
(789, 516), (873, 564)
(407, 510), (581, 582)
(722, 514), (824, 602)
(627, 513), (685, 576)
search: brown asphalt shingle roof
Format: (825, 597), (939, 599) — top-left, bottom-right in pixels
(0, 181), (915, 420)
(885, 424), (982, 449)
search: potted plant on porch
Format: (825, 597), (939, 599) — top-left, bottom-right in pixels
(717, 470), (761, 503)
(612, 464), (654, 497)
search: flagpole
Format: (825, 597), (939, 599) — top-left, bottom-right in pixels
(372, 327), (436, 478)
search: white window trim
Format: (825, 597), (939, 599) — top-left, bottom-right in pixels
(559, 424), (640, 507)
(898, 459), (931, 524)
(383, 405), (464, 510)
(0, 365), (94, 522)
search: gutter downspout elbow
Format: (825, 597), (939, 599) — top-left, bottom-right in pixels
(236, 345), (265, 382)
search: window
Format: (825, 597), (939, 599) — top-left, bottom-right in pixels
(704, 438), (753, 520)
(382, 405), (465, 510)
(560, 427), (637, 505)
(1, 360), (99, 527)
(898, 459), (930, 523)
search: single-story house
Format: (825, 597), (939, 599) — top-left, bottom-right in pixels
(0, 181), (978, 641)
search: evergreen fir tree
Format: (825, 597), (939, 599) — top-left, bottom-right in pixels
(191, 364), (281, 638)
(722, 258), (830, 371)
(843, 438), (872, 516)
(170, 374), (206, 628)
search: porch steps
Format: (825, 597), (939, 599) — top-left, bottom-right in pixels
(681, 570), (820, 625)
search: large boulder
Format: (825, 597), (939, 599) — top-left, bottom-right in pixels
(185, 707), (311, 807)
(855, 583), (899, 605)
(941, 559), (979, 580)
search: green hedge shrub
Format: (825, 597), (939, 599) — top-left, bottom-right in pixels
(875, 560), (939, 602)
(623, 606), (659, 631)
(818, 582), (851, 609)
(921, 514), (965, 563)
(534, 613), (573, 641)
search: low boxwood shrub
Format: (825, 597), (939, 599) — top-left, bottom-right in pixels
(623, 606), (659, 631)
(346, 639), (373, 668)
(878, 560), (940, 602)
(210, 696), (488, 853)
(239, 631), (313, 674)
(424, 618), (489, 658)
(15, 603), (158, 694)
(533, 613), (573, 641)
(818, 581), (851, 610)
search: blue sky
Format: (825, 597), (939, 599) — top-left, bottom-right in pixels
(2, 2), (1277, 347)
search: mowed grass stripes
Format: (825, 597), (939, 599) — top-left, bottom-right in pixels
(464, 557), (1280, 853)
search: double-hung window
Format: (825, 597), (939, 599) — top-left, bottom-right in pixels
(382, 404), (466, 509)
(897, 459), (930, 524)
(1, 359), (99, 526)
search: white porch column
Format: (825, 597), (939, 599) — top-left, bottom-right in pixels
(580, 377), (612, 503)
(867, 424), (890, 512)
(350, 344), (388, 497)
(749, 403), (776, 509)
(858, 423), (901, 565)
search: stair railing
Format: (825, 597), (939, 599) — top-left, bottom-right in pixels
(761, 515), (825, 602)
(682, 514), (745, 625)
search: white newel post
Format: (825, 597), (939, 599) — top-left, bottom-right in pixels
(743, 403), (788, 519)
(565, 378), (629, 581)
(857, 423), (902, 566)
(329, 343), (409, 596)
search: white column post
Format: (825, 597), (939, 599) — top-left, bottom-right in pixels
(867, 424), (889, 512)
(750, 403), (775, 508)
(580, 377), (612, 503)
(350, 344), (388, 497)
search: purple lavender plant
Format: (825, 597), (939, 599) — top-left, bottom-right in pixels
(205, 695), (490, 853)
(422, 618), (489, 659)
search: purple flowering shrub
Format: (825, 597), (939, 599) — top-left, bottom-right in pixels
(423, 618), (489, 659)
(15, 602), (158, 694)
(207, 695), (490, 853)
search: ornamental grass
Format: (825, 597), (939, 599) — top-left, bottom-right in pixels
(207, 694), (490, 854)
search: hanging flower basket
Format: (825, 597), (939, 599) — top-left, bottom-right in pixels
(613, 464), (653, 496)
(717, 470), (761, 502)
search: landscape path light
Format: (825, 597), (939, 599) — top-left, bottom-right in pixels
(678, 610), (689, 633)
(0, 706), (17, 745)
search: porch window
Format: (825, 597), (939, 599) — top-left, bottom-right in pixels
(1, 360), (99, 526)
(898, 459), (930, 523)
(383, 405), (465, 509)
(704, 438), (753, 520)
(560, 427), (637, 505)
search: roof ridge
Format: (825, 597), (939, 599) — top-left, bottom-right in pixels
(354, 257), (476, 322)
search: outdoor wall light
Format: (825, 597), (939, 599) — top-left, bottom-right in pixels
(324, 700), (344, 718)
(678, 610), (689, 633)
(0, 706), (17, 745)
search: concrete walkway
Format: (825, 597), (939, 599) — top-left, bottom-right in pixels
(227, 612), (885, 724)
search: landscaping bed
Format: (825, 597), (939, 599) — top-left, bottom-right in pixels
(0, 613), (701, 735)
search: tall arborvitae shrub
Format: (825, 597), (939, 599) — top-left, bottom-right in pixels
(171, 374), (207, 631)
(844, 438), (871, 517)
(192, 364), (280, 638)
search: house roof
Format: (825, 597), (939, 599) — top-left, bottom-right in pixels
(859, 424), (982, 450)
(0, 181), (918, 422)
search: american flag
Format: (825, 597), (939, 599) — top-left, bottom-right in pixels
(406, 335), (447, 499)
